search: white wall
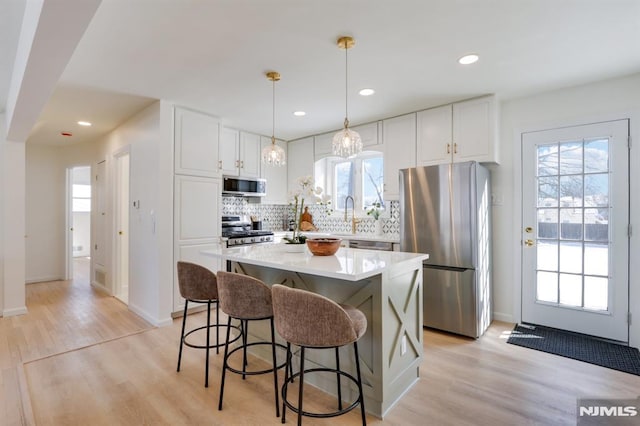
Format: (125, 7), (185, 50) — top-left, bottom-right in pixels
(493, 72), (640, 347)
(25, 144), (65, 282)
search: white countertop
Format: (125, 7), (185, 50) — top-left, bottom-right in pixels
(201, 243), (428, 281)
(272, 231), (400, 244)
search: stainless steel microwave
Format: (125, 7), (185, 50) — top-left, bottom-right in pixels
(222, 176), (266, 197)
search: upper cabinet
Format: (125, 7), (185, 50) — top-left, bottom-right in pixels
(287, 136), (314, 193)
(313, 121), (381, 159)
(174, 107), (220, 178)
(219, 128), (262, 178)
(417, 95), (499, 166)
(382, 113), (416, 200)
(260, 136), (288, 204)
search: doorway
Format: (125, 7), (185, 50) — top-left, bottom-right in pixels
(66, 166), (92, 283)
(114, 151), (130, 304)
(521, 119), (630, 342)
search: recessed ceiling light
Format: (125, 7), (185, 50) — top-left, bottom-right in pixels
(359, 88), (375, 96)
(77, 121), (92, 126)
(293, 111), (306, 117)
(458, 54), (479, 65)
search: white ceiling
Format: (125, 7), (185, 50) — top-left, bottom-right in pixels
(4, 0), (640, 146)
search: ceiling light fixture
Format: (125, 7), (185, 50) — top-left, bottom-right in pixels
(293, 111), (306, 117)
(359, 88), (375, 96)
(77, 121), (92, 126)
(261, 71), (286, 167)
(458, 54), (479, 65)
(332, 36), (362, 158)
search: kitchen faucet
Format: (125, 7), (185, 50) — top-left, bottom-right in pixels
(344, 195), (361, 234)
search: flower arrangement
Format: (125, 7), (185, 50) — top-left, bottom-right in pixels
(285, 176), (330, 244)
(366, 201), (383, 220)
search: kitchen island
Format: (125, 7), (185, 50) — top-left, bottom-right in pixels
(202, 244), (428, 418)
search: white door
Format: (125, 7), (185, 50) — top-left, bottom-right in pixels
(115, 152), (130, 304)
(521, 120), (629, 342)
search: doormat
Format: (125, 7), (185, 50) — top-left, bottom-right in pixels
(507, 324), (640, 376)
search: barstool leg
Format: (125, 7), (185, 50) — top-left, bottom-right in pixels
(218, 316), (233, 411)
(297, 346), (305, 426)
(269, 318), (280, 417)
(242, 319), (249, 380)
(215, 299), (220, 354)
(335, 347), (343, 410)
(205, 300), (211, 387)
(281, 342), (291, 424)
(177, 300), (189, 372)
(354, 342), (366, 426)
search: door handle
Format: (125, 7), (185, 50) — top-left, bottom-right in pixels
(524, 239), (535, 247)
(119, 231), (123, 235)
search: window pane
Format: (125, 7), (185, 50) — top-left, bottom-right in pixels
(560, 209), (582, 240)
(584, 243), (608, 276)
(537, 176), (558, 207)
(73, 184), (91, 198)
(537, 209), (558, 239)
(559, 175), (583, 207)
(584, 209), (608, 242)
(334, 161), (353, 210)
(73, 198), (91, 212)
(584, 276), (608, 311)
(559, 142), (583, 175)
(584, 173), (608, 207)
(559, 241), (582, 274)
(537, 145), (558, 176)
(584, 139), (609, 173)
(559, 273), (582, 307)
(537, 241), (558, 271)
(537, 271), (557, 303)
(362, 156), (384, 208)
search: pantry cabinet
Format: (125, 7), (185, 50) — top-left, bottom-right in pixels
(417, 95), (499, 166)
(382, 113), (416, 200)
(219, 128), (262, 177)
(288, 136), (314, 193)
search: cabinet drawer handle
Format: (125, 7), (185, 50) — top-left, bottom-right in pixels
(218, 160), (222, 169)
(235, 160), (240, 168)
(454, 143), (458, 154)
(240, 160), (244, 168)
(446, 143), (451, 154)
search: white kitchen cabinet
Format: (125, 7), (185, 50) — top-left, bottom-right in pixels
(417, 95), (499, 166)
(174, 107), (220, 178)
(260, 136), (288, 204)
(314, 121), (380, 160)
(219, 128), (261, 177)
(287, 136), (314, 193)
(382, 113), (416, 200)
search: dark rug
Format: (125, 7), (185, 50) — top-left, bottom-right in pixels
(507, 324), (640, 376)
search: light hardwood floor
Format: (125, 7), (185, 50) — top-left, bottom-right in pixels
(2, 266), (639, 425)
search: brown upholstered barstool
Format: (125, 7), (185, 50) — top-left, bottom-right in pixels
(176, 261), (240, 387)
(272, 284), (367, 426)
(216, 271), (287, 417)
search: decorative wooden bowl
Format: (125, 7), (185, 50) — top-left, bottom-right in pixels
(306, 238), (342, 256)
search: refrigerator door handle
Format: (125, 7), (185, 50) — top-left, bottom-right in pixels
(423, 264), (470, 272)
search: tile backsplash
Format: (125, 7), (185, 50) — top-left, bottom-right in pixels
(222, 196), (400, 237)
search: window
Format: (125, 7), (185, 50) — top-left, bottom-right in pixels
(323, 151), (384, 215)
(73, 184), (91, 212)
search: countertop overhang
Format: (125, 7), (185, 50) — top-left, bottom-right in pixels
(201, 244), (428, 281)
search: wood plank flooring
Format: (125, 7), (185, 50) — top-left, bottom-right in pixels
(4, 262), (640, 425)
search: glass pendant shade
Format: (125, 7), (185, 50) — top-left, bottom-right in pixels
(262, 137), (286, 166)
(262, 71), (286, 166)
(332, 121), (362, 157)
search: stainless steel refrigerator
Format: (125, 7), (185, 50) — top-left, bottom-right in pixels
(400, 162), (492, 338)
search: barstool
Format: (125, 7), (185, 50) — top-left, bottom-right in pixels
(176, 261), (239, 387)
(216, 271), (287, 417)
(271, 284), (367, 426)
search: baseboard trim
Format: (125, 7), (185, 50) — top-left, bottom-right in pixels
(128, 303), (173, 328)
(3, 306), (28, 317)
(90, 282), (110, 295)
(26, 276), (64, 284)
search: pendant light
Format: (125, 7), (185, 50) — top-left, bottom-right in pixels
(332, 36), (362, 158)
(261, 71), (286, 166)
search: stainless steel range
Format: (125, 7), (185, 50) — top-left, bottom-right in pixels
(221, 215), (274, 247)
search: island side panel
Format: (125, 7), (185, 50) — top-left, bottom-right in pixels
(380, 258), (424, 416)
